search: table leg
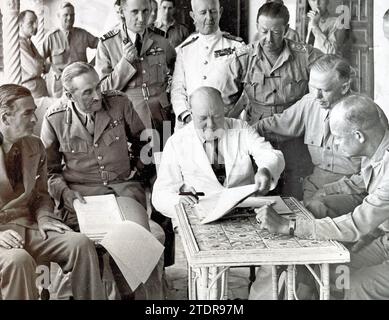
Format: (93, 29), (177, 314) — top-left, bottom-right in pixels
(221, 268), (229, 300)
(188, 265), (195, 300)
(287, 265), (294, 300)
(198, 267), (209, 300)
(208, 267), (218, 300)
(321, 263), (330, 300)
(271, 266), (278, 300)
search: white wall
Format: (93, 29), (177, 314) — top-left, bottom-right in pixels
(248, 0), (297, 42)
(373, 0), (389, 116)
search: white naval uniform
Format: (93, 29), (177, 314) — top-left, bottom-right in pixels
(171, 29), (245, 123)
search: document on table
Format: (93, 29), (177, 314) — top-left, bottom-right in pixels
(100, 221), (164, 291)
(237, 196), (293, 214)
(199, 184), (258, 224)
(73, 194), (125, 240)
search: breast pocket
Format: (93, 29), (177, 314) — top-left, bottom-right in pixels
(59, 140), (88, 154)
(283, 73), (309, 102)
(51, 48), (67, 66)
(102, 126), (124, 146)
(243, 71), (263, 103)
(147, 54), (167, 84)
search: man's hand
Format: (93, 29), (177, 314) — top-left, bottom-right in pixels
(63, 189), (86, 211)
(178, 186), (199, 208)
(255, 205), (289, 234)
(123, 42), (138, 63)
(312, 188), (326, 199)
(254, 168), (272, 195)
(0, 230), (24, 249)
(38, 216), (73, 240)
(307, 9), (321, 28)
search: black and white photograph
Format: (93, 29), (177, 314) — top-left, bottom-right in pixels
(0, 0), (388, 308)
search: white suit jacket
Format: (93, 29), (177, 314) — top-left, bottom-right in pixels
(152, 118), (285, 218)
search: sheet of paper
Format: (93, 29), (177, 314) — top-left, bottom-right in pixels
(237, 196), (293, 214)
(73, 194), (124, 237)
(100, 221), (164, 290)
(200, 184), (258, 224)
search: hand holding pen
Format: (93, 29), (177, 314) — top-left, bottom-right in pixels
(178, 187), (205, 207)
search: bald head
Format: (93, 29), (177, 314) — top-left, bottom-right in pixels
(190, 87), (225, 141)
(384, 9), (389, 40)
(330, 94), (386, 157)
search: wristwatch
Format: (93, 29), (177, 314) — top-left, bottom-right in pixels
(289, 218), (296, 236)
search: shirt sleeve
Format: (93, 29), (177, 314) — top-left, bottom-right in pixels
(323, 173), (366, 195)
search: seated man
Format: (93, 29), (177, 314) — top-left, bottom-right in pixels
(40, 62), (164, 300)
(256, 94), (389, 299)
(0, 84), (105, 300)
(152, 86), (285, 219)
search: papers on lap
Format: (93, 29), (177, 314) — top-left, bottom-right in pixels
(73, 194), (125, 241)
(73, 194), (164, 290)
(195, 184), (292, 224)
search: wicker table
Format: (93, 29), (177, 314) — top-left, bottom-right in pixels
(175, 197), (350, 300)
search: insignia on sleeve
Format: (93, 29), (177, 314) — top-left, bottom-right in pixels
(222, 32), (244, 43)
(100, 29), (120, 41)
(288, 40), (308, 53)
(179, 35), (199, 49)
(234, 44), (251, 57)
(214, 47), (235, 58)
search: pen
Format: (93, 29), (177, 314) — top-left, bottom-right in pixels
(178, 192), (205, 197)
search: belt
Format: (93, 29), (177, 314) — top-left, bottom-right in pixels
(125, 84), (164, 98)
(249, 102), (296, 114)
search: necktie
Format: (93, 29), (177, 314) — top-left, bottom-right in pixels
(323, 113), (331, 142)
(205, 140), (226, 185)
(135, 33), (142, 56)
(85, 113), (95, 136)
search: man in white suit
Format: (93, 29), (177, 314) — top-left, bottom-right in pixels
(152, 86), (285, 219)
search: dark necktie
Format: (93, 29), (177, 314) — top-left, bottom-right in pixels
(6, 146), (23, 189)
(205, 140), (226, 185)
(135, 33), (142, 56)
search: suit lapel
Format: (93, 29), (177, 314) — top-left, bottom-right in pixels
(141, 33), (154, 57)
(68, 101), (93, 143)
(93, 108), (111, 143)
(0, 146), (15, 208)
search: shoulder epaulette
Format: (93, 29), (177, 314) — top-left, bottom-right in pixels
(100, 29), (120, 41)
(235, 44), (251, 57)
(46, 103), (67, 117)
(288, 39), (308, 53)
(179, 35), (199, 49)
(222, 32), (244, 43)
(148, 26), (165, 37)
(103, 90), (126, 98)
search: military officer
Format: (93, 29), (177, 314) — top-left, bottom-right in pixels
(41, 2), (98, 98)
(255, 95), (389, 300)
(226, 2), (323, 199)
(171, 0), (245, 127)
(154, 0), (190, 48)
(40, 62), (164, 300)
(95, 0), (176, 139)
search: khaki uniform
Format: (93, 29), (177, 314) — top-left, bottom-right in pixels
(41, 91), (164, 299)
(227, 39), (323, 199)
(171, 29), (245, 123)
(95, 28), (176, 135)
(0, 136), (105, 300)
(153, 20), (190, 48)
(42, 27), (98, 97)
(294, 130), (389, 300)
(255, 93), (366, 217)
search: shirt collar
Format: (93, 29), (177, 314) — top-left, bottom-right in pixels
(127, 29), (145, 45)
(368, 130), (389, 165)
(198, 28), (222, 41)
(155, 19), (176, 29)
(255, 39), (292, 63)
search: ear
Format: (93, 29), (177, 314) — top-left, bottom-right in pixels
(284, 23), (290, 35)
(1, 112), (10, 126)
(219, 6), (223, 17)
(65, 90), (73, 101)
(341, 80), (351, 95)
(189, 11), (195, 22)
(354, 130), (365, 144)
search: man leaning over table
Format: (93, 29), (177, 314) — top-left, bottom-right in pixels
(152, 86), (285, 219)
(256, 94), (389, 300)
(40, 62), (164, 300)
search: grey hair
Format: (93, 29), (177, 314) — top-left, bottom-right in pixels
(58, 1), (74, 11)
(62, 62), (97, 92)
(310, 54), (353, 82)
(191, 0), (220, 11)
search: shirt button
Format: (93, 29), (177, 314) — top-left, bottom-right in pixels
(142, 70), (146, 74)
(273, 89), (277, 94)
(205, 46), (209, 50)
(115, 136), (120, 141)
(204, 61), (208, 65)
(311, 141), (314, 144)
(100, 165), (105, 170)
(203, 75), (207, 80)
(97, 156), (103, 161)
(270, 73), (274, 77)
(327, 164), (331, 168)
(327, 147), (331, 150)
(71, 150), (75, 153)
(103, 181), (108, 186)
(140, 57), (144, 61)
(94, 143), (99, 148)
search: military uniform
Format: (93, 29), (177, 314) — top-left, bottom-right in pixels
(41, 27), (98, 97)
(294, 130), (389, 300)
(171, 29), (245, 123)
(40, 91), (164, 299)
(153, 20), (190, 48)
(255, 93), (367, 218)
(226, 39), (323, 199)
(95, 28), (176, 135)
